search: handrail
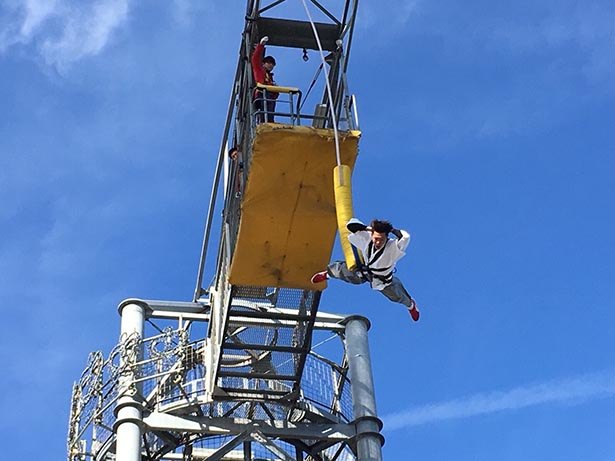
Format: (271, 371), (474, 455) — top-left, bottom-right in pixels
(256, 83), (300, 94)
(253, 86), (303, 126)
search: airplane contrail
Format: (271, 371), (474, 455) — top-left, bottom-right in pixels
(383, 370), (615, 431)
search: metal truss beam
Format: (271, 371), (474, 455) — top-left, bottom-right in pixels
(160, 449), (245, 460)
(252, 429), (295, 461)
(205, 431), (251, 461)
(143, 413), (355, 441)
(118, 297), (348, 331)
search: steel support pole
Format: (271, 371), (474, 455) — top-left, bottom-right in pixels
(115, 302), (146, 461)
(344, 315), (384, 461)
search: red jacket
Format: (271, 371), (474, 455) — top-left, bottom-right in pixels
(251, 43), (278, 99)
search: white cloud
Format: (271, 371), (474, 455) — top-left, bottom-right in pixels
(20, 0), (57, 38)
(172, 0), (198, 27)
(492, 2), (615, 65)
(459, 2), (615, 85)
(42, 0), (129, 71)
(357, 0), (421, 35)
(360, 1), (615, 143)
(0, 0), (130, 72)
(383, 370), (615, 430)
(357, 1), (615, 86)
(171, 0), (219, 31)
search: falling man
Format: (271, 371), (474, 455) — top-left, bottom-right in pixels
(311, 218), (420, 321)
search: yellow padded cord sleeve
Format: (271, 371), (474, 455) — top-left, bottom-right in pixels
(334, 165), (358, 270)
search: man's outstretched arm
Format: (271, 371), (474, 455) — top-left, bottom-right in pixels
(251, 36), (268, 83)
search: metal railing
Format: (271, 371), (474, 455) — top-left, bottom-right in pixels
(250, 83), (359, 131)
(253, 84), (303, 126)
(67, 326), (353, 461)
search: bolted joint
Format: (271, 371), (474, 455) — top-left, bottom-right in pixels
(112, 416), (144, 433)
(117, 299), (152, 318)
(352, 415), (385, 447)
(113, 396), (144, 417)
(340, 314), (371, 330)
(113, 402), (143, 432)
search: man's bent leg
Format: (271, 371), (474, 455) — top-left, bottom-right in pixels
(266, 100), (276, 122)
(381, 277), (420, 321)
(254, 94), (264, 123)
(327, 261), (364, 285)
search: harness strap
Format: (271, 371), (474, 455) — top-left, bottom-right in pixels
(372, 273), (393, 284)
(370, 265), (392, 273)
(367, 241), (388, 266)
(358, 240), (394, 285)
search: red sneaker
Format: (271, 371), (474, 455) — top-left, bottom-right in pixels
(310, 271), (328, 284)
(408, 300), (420, 322)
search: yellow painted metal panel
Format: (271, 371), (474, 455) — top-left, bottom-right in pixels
(229, 124), (360, 289)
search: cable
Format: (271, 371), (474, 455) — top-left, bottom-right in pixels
(299, 0), (344, 178)
(299, 61), (324, 112)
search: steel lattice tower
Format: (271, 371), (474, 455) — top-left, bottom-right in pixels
(67, 2), (385, 460)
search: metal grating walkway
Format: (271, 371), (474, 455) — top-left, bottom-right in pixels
(211, 286), (321, 402)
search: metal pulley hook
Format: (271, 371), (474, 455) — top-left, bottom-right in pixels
(302, 47), (309, 61)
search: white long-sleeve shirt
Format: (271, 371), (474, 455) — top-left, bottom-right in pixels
(348, 227), (411, 290)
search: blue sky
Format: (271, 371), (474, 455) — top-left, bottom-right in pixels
(2, 1), (615, 459)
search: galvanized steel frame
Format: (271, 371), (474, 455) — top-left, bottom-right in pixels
(68, 300), (383, 461)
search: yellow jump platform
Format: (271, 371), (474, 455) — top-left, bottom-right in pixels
(229, 123), (361, 290)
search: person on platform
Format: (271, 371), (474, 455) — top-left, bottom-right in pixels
(251, 36), (278, 123)
(311, 218), (420, 321)
(228, 146), (243, 198)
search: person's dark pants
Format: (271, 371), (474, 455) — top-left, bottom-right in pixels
(254, 92), (276, 123)
(327, 261), (415, 308)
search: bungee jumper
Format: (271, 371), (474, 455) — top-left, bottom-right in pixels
(311, 218), (420, 321)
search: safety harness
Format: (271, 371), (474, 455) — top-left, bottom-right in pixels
(357, 240), (394, 285)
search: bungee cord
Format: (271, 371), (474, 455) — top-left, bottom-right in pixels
(299, 0), (344, 179)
